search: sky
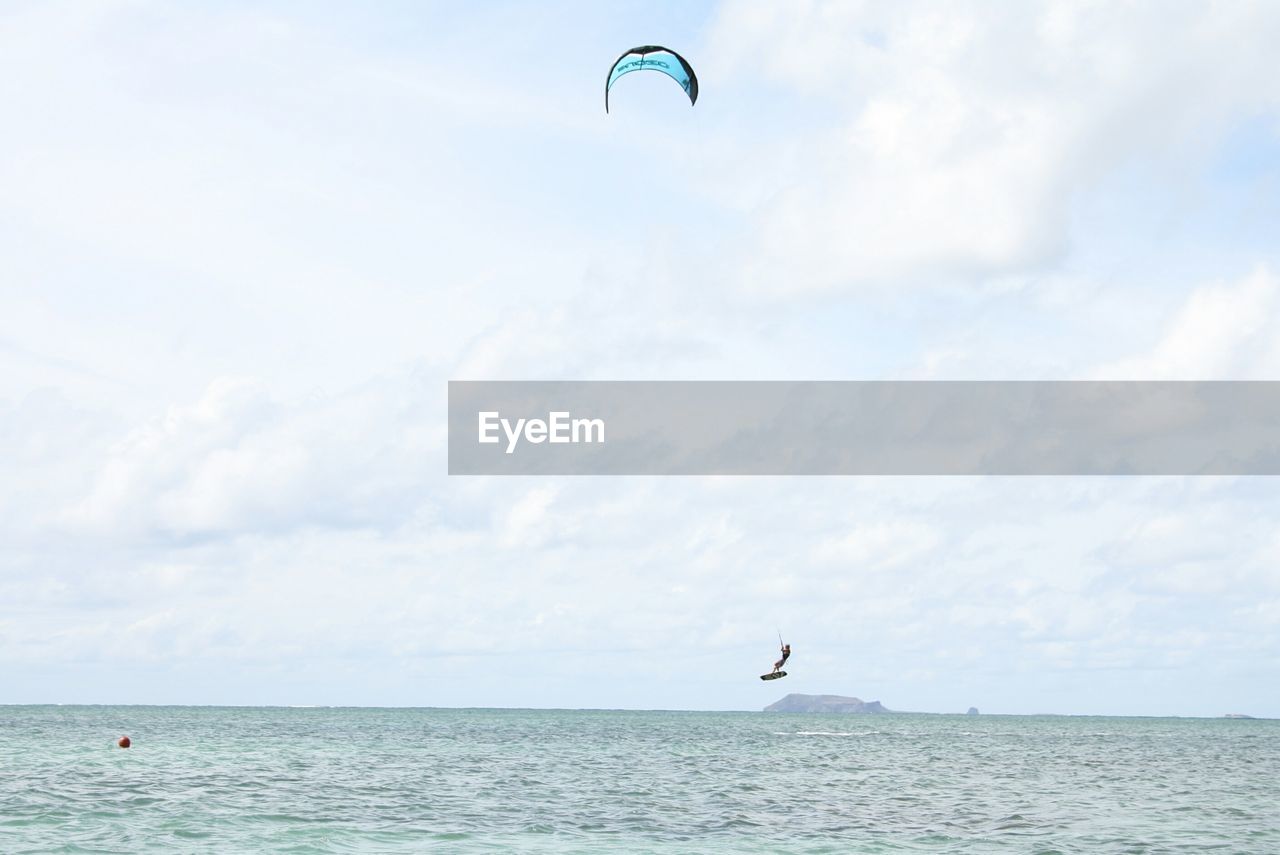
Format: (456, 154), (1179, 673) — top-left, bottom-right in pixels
(2, 0), (1280, 716)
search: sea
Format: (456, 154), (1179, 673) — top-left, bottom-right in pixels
(1, 706), (1277, 853)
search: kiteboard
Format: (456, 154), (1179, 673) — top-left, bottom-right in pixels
(760, 671), (787, 681)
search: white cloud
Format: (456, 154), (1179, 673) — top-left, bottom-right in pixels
(810, 520), (940, 569)
(1096, 266), (1280, 379)
(704, 1), (1280, 292)
(498, 485), (566, 548)
(63, 373), (441, 538)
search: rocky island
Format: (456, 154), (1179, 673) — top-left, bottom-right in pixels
(765, 694), (891, 713)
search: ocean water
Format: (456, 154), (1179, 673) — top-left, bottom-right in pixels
(1, 707), (1277, 853)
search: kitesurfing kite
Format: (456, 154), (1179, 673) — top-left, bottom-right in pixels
(605, 45), (699, 113)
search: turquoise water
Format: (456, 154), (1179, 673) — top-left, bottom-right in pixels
(1, 707), (1277, 853)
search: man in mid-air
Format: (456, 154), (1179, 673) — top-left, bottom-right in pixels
(772, 642), (791, 674)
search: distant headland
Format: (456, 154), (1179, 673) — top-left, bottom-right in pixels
(765, 694), (890, 713)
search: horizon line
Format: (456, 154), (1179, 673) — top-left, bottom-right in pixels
(0, 702), (1269, 720)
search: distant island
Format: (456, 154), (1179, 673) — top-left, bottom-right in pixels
(765, 694), (891, 713)
(1224, 713), (1256, 719)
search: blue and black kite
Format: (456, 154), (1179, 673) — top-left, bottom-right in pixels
(605, 45), (698, 113)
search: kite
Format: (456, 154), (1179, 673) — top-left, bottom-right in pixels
(605, 45), (699, 113)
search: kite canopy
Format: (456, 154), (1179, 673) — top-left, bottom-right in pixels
(605, 45), (698, 113)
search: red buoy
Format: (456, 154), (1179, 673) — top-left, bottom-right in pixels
(117, 735), (131, 748)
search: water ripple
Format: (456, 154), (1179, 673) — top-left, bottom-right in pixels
(0, 708), (1277, 852)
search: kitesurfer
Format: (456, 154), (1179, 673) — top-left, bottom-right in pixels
(772, 643), (791, 674)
